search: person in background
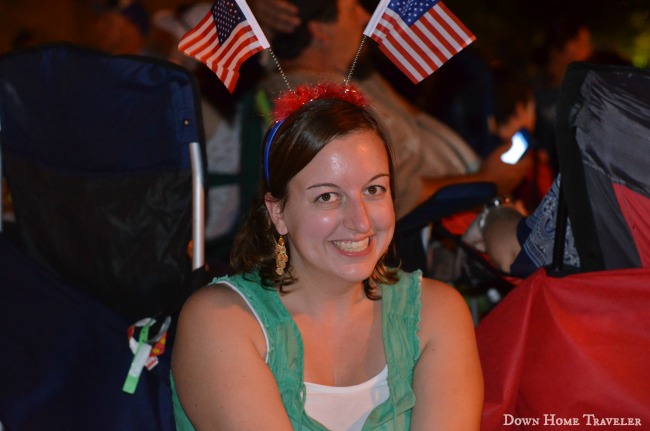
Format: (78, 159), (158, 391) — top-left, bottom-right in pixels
(464, 50), (634, 278)
(90, 0), (150, 55)
(250, 0), (302, 36)
(463, 175), (579, 278)
(414, 46), (497, 154)
(460, 65), (574, 276)
(475, 65), (537, 159)
(171, 82), (483, 430)
(483, 64), (553, 210)
(442, 64), (549, 281)
(532, 15), (593, 175)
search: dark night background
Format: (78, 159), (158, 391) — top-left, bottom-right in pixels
(444, 0), (649, 66)
(1, 0), (648, 67)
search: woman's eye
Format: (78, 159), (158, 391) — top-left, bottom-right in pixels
(365, 185), (386, 196)
(316, 192), (338, 203)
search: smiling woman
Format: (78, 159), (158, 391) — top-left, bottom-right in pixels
(170, 82), (483, 431)
(239, 83), (398, 298)
(266, 128), (394, 290)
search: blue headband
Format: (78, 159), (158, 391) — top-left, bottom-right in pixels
(262, 83), (368, 185)
(263, 120), (283, 185)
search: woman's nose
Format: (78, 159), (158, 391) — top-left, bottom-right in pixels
(344, 198), (371, 233)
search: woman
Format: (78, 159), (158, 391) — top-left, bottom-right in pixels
(171, 83), (483, 430)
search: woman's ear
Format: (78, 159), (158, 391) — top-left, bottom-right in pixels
(264, 192), (288, 235)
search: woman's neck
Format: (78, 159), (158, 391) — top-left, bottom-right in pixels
(279, 269), (371, 318)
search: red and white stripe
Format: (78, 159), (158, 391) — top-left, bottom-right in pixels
(365, 1), (475, 83)
(178, 0), (269, 93)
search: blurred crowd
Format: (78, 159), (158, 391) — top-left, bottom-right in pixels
(2, 0), (642, 275)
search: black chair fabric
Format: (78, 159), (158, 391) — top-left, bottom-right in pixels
(0, 235), (176, 430)
(0, 43), (205, 320)
(553, 62), (650, 273)
(0, 43), (207, 430)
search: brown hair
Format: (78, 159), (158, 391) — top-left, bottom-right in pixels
(230, 96), (399, 298)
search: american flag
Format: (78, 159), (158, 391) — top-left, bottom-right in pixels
(364, 0), (475, 83)
(178, 0), (269, 93)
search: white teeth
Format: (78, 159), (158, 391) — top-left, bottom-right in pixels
(334, 238), (370, 252)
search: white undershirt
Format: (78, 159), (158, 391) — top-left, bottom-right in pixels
(225, 282), (390, 430)
(304, 366), (390, 431)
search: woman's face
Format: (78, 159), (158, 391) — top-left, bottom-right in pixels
(267, 129), (395, 287)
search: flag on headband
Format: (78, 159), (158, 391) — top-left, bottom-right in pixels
(364, 0), (475, 84)
(178, 0), (269, 93)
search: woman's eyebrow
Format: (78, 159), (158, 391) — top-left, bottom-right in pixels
(307, 182), (339, 190)
(306, 174), (390, 190)
(370, 173), (390, 181)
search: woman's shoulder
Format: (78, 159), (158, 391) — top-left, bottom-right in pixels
(417, 276), (475, 340)
(419, 276), (469, 314)
(183, 279), (243, 309)
(177, 276), (267, 352)
(183, 272), (262, 308)
(391, 269), (460, 297)
(385, 270), (466, 316)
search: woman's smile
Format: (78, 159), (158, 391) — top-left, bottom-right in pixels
(332, 236), (372, 254)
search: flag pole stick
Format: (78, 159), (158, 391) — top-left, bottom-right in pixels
(344, 36), (367, 86)
(268, 48), (294, 93)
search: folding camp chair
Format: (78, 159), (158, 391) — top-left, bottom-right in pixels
(550, 62), (650, 273)
(0, 43), (207, 430)
(476, 63), (650, 430)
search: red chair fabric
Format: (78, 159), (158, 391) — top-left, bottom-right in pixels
(613, 184), (650, 268)
(477, 267), (650, 430)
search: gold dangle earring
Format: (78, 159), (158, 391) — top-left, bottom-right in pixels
(275, 235), (289, 276)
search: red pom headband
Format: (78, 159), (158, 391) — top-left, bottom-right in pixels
(264, 82), (369, 184)
(271, 82), (368, 122)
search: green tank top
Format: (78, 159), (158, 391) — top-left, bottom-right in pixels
(171, 270), (422, 430)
